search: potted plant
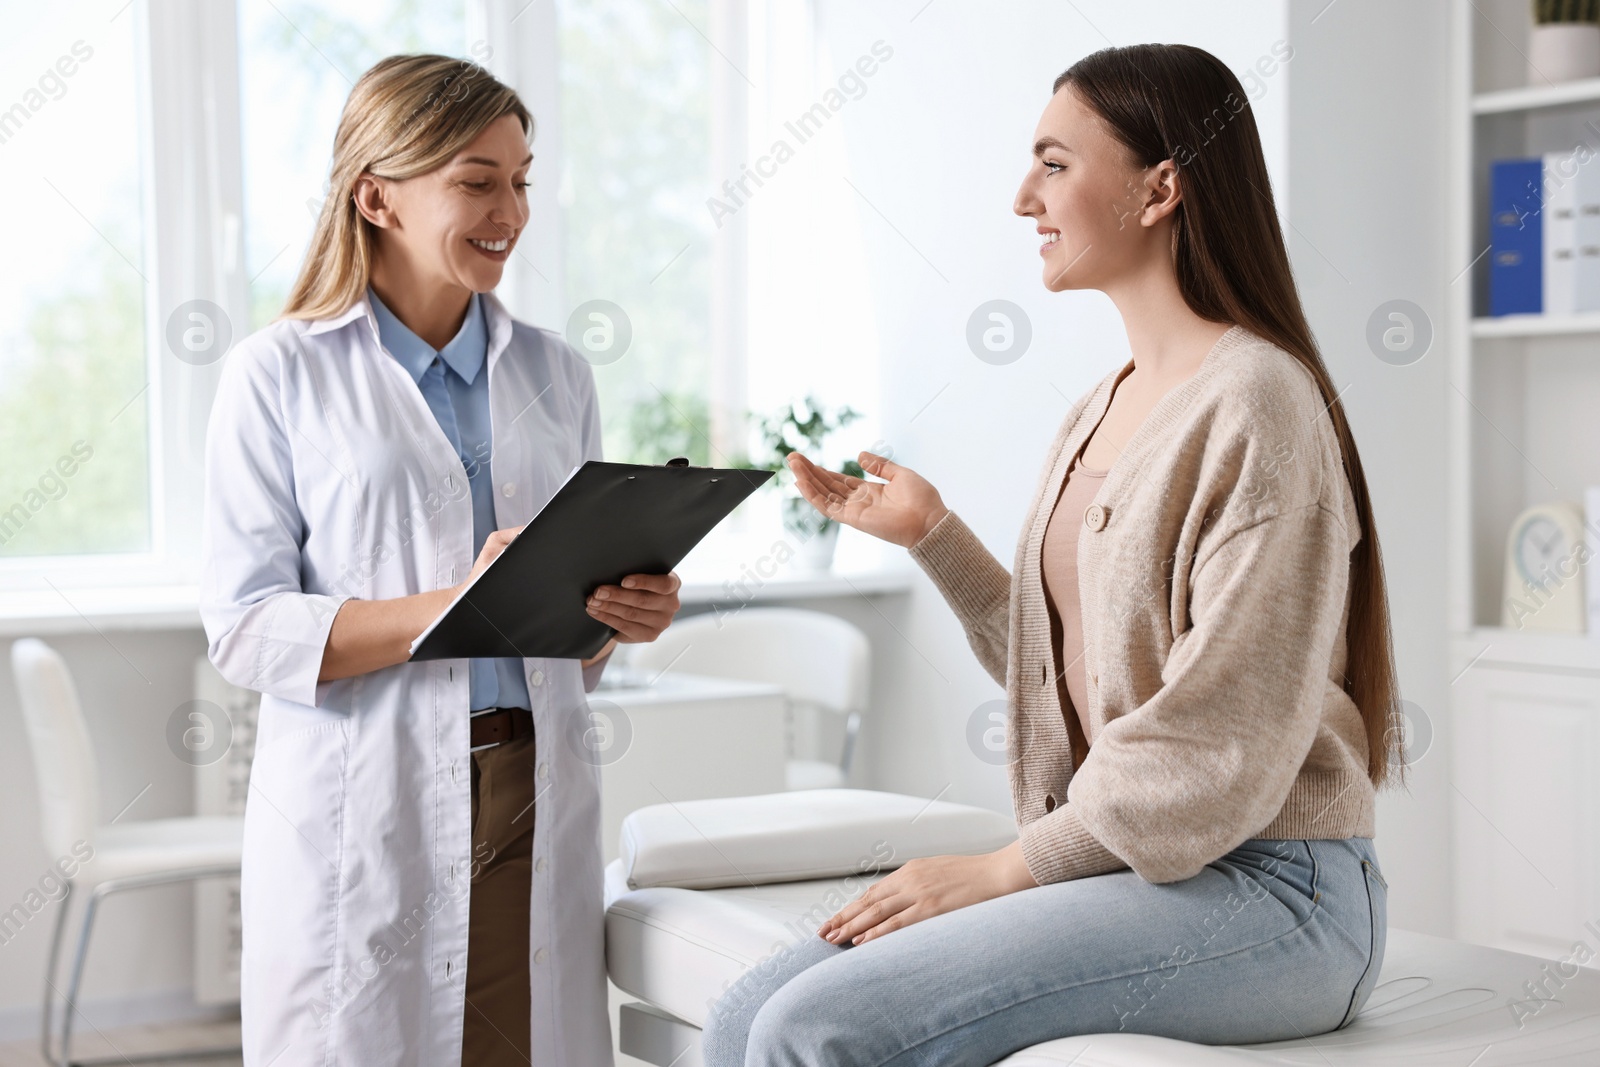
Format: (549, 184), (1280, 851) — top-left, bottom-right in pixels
(747, 395), (863, 570)
(1530, 0), (1600, 85)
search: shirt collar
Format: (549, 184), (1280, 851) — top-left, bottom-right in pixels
(367, 286), (487, 386)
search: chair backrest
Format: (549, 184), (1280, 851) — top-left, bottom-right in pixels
(10, 638), (100, 858)
(625, 607), (870, 715)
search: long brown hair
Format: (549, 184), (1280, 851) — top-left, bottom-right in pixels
(1056, 44), (1405, 790)
(281, 54), (532, 321)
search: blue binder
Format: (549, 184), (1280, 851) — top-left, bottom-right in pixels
(1490, 158), (1543, 316)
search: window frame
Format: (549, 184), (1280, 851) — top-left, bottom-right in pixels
(481, 0), (754, 461)
(0, 0), (756, 596)
(0, 0), (245, 593)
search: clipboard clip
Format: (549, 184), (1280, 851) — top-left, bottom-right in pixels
(661, 456), (725, 483)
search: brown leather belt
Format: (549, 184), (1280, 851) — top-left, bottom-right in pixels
(470, 706), (534, 749)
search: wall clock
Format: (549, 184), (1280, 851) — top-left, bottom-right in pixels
(1500, 501), (1587, 632)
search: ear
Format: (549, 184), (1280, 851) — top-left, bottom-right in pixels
(1138, 158), (1183, 228)
(352, 173), (399, 230)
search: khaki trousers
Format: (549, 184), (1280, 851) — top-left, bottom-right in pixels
(462, 730), (538, 1066)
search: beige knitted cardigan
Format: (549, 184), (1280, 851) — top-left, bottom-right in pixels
(909, 324), (1376, 886)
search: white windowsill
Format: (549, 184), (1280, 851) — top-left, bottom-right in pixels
(0, 585), (207, 638)
(0, 568), (915, 638)
(675, 567), (914, 606)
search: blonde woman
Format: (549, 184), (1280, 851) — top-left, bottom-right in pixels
(199, 55), (681, 1066)
(705, 43), (1401, 1064)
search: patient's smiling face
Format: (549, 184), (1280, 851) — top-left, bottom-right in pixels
(1013, 84), (1174, 294)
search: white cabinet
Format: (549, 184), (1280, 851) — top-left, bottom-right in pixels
(1452, 646), (1600, 961)
(594, 672), (788, 865)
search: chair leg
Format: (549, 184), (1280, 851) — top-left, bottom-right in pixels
(39, 880), (74, 1067)
(37, 868), (244, 1067)
(57, 884), (105, 1067)
(839, 709), (862, 779)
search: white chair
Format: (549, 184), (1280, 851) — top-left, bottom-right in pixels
(624, 607), (870, 791)
(10, 637), (243, 1067)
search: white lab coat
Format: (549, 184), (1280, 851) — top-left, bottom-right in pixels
(198, 292), (613, 1066)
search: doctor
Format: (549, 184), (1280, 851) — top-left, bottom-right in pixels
(199, 55), (681, 1066)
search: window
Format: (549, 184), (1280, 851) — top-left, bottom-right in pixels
(0, 6), (149, 561)
(554, 0), (716, 465)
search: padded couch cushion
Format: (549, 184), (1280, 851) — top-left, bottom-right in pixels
(618, 787), (1018, 890)
(606, 858), (889, 1028)
(987, 930), (1600, 1064)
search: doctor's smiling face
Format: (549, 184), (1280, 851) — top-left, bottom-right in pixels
(352, 111), (532, 301)
(1012, 84), (1182, 294)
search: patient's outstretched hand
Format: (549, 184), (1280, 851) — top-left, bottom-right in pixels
(787, 451), (949, 550)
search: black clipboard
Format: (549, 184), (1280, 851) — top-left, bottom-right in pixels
(408, 460), (773, 661)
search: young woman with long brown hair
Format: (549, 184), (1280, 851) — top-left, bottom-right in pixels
(702, 42), (1402, 1065)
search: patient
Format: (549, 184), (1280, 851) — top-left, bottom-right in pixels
(701, 42), (1398, 1066)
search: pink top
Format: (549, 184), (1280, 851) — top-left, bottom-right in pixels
(1041, 443), (1107, 749)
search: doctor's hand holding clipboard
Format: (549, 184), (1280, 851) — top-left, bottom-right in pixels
(473, 523), (685, 644)
(464, 522), (685, 651)
(315, 519), (683, 685)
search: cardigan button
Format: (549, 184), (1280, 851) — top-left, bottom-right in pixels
(1084, 503), (1108, 531)
(1044, 794), (1056, 813)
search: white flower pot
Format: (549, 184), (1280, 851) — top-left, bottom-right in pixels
(779, 495), (839, 570)
(1529, 23), (1600, 85)
(791, 522), (839, 571)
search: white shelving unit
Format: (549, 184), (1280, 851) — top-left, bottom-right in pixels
(1450, 0), (1600, 961)
(1471, 310), (1600, 337)
(1472, 73), (1600, 114)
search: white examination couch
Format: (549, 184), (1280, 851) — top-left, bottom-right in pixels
(605, 790), (1600, 1066)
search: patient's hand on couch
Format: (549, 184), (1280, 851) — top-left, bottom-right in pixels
(817, 840), (1037, 946)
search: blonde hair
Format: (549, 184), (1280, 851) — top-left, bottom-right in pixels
(280, 54), (533, 321)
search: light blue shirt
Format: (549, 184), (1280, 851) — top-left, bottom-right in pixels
(369, 286), (532, 712)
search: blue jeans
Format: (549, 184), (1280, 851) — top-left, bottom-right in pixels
(701, 837), (1387, 1066)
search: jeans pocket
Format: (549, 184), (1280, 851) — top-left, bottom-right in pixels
(1337, 859), (1387, 1029)
(1365, 856), (1389, 891)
